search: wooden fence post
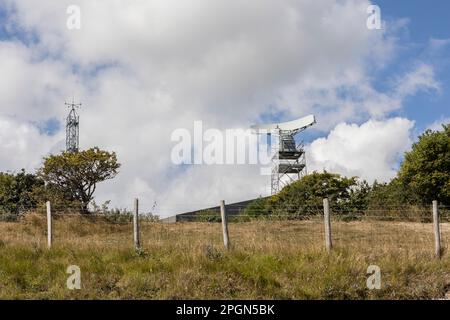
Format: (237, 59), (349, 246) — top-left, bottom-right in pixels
(46, 201), (52, 249)
(433, 200), (441, 259)
(220, 200), (230, 250)
(323, 198), (332, 252)
(133, 198), (141, 250)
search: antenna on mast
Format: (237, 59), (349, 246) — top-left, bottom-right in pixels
(65, 99), (82, 153)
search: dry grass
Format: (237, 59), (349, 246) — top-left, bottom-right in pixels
(0, 213), (449, 299)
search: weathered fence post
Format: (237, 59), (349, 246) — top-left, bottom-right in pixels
(323, 198), (332, 252)
(220, 200), (230, 250)
(46, 201), (52, 248)
(432, 200), (441, 259)
(133, 198), (141, 250)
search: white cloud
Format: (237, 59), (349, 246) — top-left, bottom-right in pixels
(0, 42), (81, 122)
(394, 63), (440, 98)
(277, 62), (439, 132)
(0, 1), (441, 216)
(427, 117), (450, 131)
(307, 118), (414, 182)
(429, 38), (450, 51)
(0, 116), (61, 172)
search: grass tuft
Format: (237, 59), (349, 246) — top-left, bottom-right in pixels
(0, 214), (448, 299)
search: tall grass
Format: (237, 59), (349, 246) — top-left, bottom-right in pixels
(0, 213), (448, 299)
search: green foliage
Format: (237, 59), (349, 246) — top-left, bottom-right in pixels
(365, 179), (432, 221)
(90, 200), (160, 223)
(194, 209), (221, 222)
(243, 173), (423, 220)
(0, 169), (43, 214)
(398, 124), (450, 205)
(368, 178), (418, 208)
(346, 180), (371, 212)
(242, 197), (269, 217)
(30, 183), (82, 212)
(0, 218), (449, 299)
(39, 147), (121, 213)
(255, 172), (365, 217)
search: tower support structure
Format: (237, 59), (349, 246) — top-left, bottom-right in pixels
(270, 129), (307, 194)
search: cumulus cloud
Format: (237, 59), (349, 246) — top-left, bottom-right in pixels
(0, 42), (81, 122)
(427, 117), (450, 131)
(307, 118), (414, 182)
(4, 0), (391, 125)
(0, 116), (61, 172)
(394, 64), (440, 98)
(0, 1), (441, 216)
(277, 62), (439, 131)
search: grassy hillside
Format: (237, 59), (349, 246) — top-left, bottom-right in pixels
(0, 214), (449, 299)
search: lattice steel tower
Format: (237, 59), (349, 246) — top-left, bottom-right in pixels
(65, 100), (81, 152)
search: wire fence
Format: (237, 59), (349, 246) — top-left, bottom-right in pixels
(0, 201), (448, 258)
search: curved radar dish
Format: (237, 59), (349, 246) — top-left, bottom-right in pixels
(251, 114), (316, 134)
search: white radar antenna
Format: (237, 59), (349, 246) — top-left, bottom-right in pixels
(251, 114), (316, 194)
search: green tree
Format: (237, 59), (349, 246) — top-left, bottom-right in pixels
(0, 169), (43, 214)
(366, 178), (428, 221)
(243, 196), (269, 218)
(265, 171), (361, 216)
(342, 179), (372, 212)
(368, 178), (418, 209)
(39, 147), (121, 213)
(398, 124), (450, 205)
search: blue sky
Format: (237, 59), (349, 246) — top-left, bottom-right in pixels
(375, 0), (450, 131)
(293, 0), (450, 144)
(0, 1), (449, 211)
(1, 1), (448, 138)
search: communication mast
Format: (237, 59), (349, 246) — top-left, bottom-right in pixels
(65, 99), (81, 153)
(252, 115), (316, 194)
